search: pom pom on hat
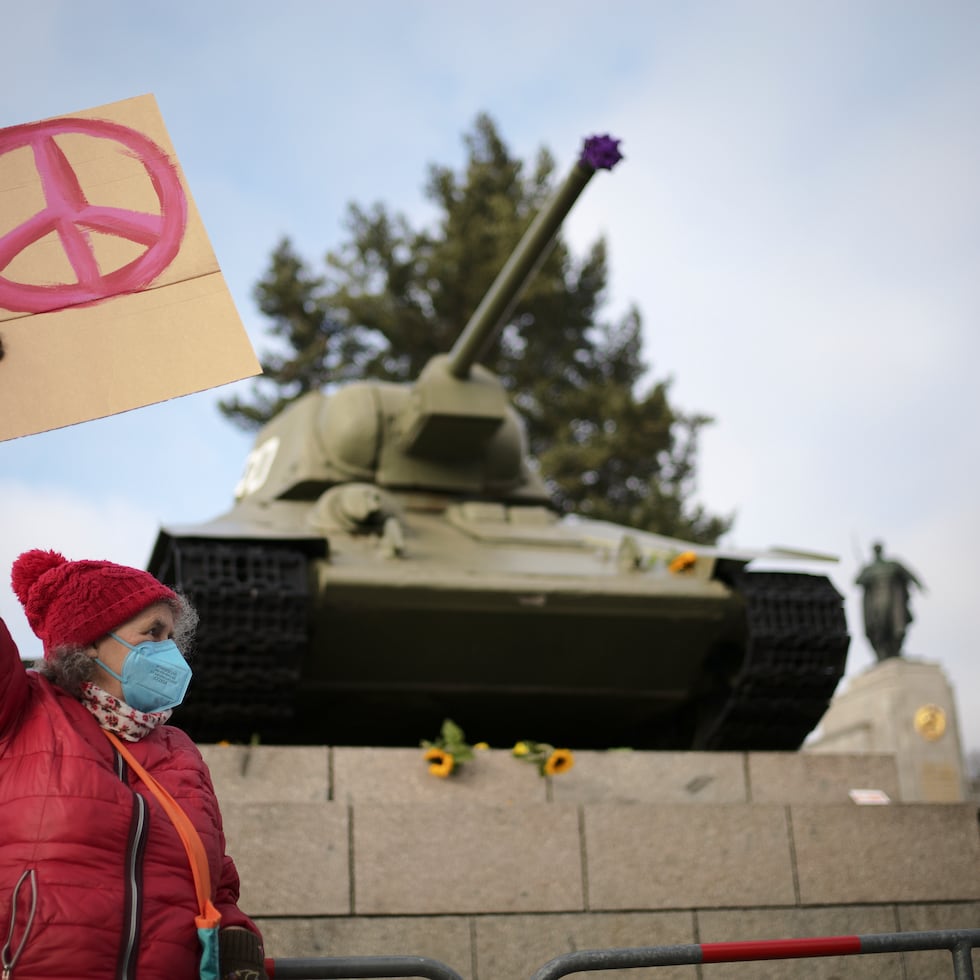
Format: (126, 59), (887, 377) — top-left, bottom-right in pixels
(11, 548), (178, 659)
(10, 549), (66, 604)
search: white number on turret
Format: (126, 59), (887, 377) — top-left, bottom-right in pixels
(234, 437), (280, 498)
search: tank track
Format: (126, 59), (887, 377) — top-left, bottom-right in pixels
(156, 538), (312, 742)
(695, 570), (850, 751)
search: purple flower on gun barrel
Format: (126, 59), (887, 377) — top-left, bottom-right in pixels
(580, 135), (623, 170)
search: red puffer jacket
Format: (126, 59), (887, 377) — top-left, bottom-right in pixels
(0, 618), (261, 980)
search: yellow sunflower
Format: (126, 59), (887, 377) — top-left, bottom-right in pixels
(423, 747), (455, 778)
(543, 749), (575, 776)
(512, 741), (531, 757)
(668, 550), (697, 574)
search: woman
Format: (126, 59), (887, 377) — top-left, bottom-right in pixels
(1, 549), (267, 980)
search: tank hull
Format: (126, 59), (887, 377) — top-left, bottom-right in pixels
(149, 500), (849, 749)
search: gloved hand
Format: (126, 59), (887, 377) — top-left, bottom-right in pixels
(219, 927), (269, 980)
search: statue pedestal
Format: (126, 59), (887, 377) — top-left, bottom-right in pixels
(806, 657), (966, 802)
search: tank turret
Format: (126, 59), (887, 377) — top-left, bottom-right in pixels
(229, 136), (622, 507)
(148, 134), (849, 749)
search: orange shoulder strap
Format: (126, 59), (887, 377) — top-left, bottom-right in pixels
(104, 729), (221, 929)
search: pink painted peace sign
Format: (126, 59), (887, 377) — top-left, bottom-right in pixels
(0, 116), (188, 314)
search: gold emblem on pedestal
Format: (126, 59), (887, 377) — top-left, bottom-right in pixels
(913, 704), (946, 741)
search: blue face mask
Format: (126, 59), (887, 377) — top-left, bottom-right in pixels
(95, 634), (192, 713)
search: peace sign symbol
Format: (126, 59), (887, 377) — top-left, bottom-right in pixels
(0, 116), (188, 314)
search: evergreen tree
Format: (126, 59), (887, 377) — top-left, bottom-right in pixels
(220, 114), (731, 543)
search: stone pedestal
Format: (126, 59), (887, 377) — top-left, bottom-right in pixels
(199, 744), (980, 978)
(806, 657), (966, 801)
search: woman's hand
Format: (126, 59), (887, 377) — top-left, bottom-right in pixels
(219, 926), (269, 980)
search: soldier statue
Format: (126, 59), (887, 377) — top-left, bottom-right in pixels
(855, 541), (925, 662)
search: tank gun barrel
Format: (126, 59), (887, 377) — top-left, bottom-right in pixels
(446, 134), (623, 380)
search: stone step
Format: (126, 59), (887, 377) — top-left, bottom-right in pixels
(201, 746), (905, 806)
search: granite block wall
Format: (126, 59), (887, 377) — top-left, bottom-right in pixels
(200, 746), (980, 980)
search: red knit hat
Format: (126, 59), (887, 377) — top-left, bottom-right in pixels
(11, 549), (178, 658)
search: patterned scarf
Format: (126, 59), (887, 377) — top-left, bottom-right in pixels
(79, 682), (172, 741)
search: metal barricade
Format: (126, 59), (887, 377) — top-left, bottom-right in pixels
(266, 927), (980, 980)
(529, 929), (980, 980)
(267, 955), (466, 980)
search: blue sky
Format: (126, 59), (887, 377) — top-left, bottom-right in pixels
(2, 1), (979, 757)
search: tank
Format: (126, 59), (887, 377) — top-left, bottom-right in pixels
(148, 135), (849, 750)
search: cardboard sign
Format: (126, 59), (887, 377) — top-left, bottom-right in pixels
(0, 94), (260, 440)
